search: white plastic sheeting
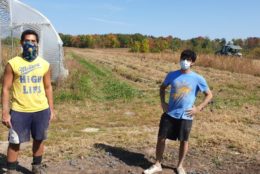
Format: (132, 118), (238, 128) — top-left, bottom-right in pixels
(0, 0), (68, 81)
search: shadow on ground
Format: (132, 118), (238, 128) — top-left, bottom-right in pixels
(94, 143), (174, 171)
(0, 153), (32, 174)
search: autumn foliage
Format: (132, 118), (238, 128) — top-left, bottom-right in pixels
(59, 33), (260, 58)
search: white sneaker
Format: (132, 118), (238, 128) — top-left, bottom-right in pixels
(177, 167), (186, 174)
(143, 164), (162, 174)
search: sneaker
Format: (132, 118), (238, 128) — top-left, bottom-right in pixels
(32, 164), (47, 174)
(143, 164), (162, 174)
(176, 167), (186, 174)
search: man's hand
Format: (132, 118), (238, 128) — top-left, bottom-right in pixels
(2, 113), (12, 128)
(186, 106), (202, 117)
(161, 102), (169, 113)
(49, 109), (56, 123)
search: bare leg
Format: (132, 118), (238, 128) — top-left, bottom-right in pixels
(143, 137), (166, 173)
(32, 140), (44, 157)
(155, 137), (166, 166)
(7, 143), (20, 162)
(177, 141), (188, 168)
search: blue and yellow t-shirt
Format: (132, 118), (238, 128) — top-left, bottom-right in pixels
(8, 56), (50, 112)
(163, 70), (209, 120)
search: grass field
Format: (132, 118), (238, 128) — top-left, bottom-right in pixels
(0, 48), (259, 173)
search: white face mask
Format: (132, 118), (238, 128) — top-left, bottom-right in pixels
(180, 60), (191, 70)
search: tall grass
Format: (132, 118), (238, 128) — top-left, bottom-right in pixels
(106, 50), (260, 76)
(1, 45), (22, 76)
(1, 45), (21, 64)
(1, 46), (11, 74)
(196, 55), (260, 76)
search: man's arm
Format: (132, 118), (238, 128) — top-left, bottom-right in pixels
(187, 89), (213, 116)
(43, 68), (55, 121)
(197, 90), (213, 111)
(160, 83), (169, 113)
(1, 64), (14, 128)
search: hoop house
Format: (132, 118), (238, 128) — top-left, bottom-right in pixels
(0, 0), (68, 81)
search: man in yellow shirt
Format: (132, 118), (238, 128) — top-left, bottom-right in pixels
(1, 29), (54, 174)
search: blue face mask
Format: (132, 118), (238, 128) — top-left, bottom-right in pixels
(22, 41), (38, 62)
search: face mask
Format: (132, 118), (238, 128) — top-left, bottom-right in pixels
(22, 41), (38, 62)
(180, 60), (191, 70)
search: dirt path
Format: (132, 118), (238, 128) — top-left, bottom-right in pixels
(1, 142), (259, 174)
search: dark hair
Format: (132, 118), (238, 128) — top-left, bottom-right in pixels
(21, 29), (39, 43)
(180, 49), (197, 62)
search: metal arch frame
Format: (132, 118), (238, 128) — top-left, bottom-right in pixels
(12, 0), (63, 44)
(0, 0), (68, 81)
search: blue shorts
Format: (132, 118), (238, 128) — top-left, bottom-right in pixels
(9, 108), (50, 144)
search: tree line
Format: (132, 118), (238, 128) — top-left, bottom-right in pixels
(59, 33), (260, 58)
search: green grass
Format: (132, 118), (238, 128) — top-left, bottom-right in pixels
(193, 79), (260, 110)
(55, 90), (83, 101)
(54, 69), (95, 102)
(77, 57), (107, 77)
(54, 53), (139, 102)
(103, 80), (138, 100)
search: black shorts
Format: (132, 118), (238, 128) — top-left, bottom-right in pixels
(158, 113), (192, 141)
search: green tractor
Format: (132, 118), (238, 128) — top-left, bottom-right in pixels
(215, 44), (242, 57)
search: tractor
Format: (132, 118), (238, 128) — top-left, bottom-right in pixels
(215, 44), (242, 57)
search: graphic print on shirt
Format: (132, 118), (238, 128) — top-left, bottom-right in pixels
(172, 81), (191, 101)
(19, 63), (41, 75)
(19, 63), (43, 94)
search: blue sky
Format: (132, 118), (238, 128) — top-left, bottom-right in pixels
(21, 0), (260, 41)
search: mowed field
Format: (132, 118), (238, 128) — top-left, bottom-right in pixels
(0, 48), (259, 174)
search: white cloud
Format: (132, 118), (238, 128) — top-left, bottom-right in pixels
(88, 17), (131, 26)
(102, 4), (123, 12)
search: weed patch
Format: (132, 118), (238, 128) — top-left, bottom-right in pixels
(103, 80), (138, 100)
